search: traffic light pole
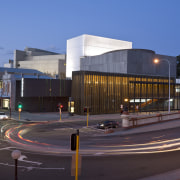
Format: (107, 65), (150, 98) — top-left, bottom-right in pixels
(75, 129), (79, 180)
(87, 107), (89, 127)
(9, 98), (11, 119)
(59, 107), (62, 121)
(18, 109), (21, 120)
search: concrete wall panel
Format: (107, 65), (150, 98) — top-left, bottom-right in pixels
(66, 34), (132, 78)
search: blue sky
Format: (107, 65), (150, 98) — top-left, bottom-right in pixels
(0, 0), (180, 66)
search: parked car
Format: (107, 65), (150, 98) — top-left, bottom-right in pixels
(97, 120), (119, 129)
(0, 112), (8, 120)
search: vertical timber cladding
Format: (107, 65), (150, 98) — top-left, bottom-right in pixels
(71, 72), (82, 114)
(72, 71), (176, 115)
(16, 78), (72, 112)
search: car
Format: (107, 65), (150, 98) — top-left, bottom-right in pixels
(97, 120), (119, 129)
(0, 112), (8, 120)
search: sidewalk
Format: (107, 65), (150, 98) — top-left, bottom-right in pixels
(9, 110), (158, 122)
(9, 111), (123, 122)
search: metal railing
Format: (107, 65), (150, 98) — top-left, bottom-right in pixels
(128, 111), (180, 128)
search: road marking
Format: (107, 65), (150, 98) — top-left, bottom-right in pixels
(1, 124), (17, 133)
(1, 124), (11, 133)
(0, 162), (65, 171)
(0, 147), (15, 150)
(18, 155), (42, 165)
(94, 152), (104, 156)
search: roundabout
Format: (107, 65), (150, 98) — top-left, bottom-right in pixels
(4, 120), (180, 156)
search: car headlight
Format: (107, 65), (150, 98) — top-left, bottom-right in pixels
(100, 124), (104, 127)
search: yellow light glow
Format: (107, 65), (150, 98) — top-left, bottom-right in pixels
(124, 98), (128, 102)
(154, 59), (159, 64)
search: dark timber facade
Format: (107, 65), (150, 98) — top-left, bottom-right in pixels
(72, 71), (180, 115)
(16, 79), (72, 112)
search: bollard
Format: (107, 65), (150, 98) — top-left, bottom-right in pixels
(121, 114), (130, 129)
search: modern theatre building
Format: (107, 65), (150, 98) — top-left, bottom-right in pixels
(68, 35), (180, 114)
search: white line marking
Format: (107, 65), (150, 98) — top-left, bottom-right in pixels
(0, 162), (65, 172)
(94, 152), (104, 156)
(18, 155), (42, 165)
(0, 147), (15, 150)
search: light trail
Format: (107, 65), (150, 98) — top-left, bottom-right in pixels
(93, 138), (180, 147)
(4, 123), (180, 155)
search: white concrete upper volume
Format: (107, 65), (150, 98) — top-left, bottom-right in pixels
(66, 34), (133, 79)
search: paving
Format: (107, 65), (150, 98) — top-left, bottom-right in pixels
(5, 110), (180, 180)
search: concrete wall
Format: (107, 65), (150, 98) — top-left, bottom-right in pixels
(66, 35), (84, 79)
(127, 49), (155, 76)
(18, 55), (66, 78)
(123, 112), (180, 128)
(14, 50), (26, 68)
(153, 54), (177, 78)
(24, 47), (59, 56)
(80, 49), (177, 78)
(14, 48), (66, 79)
(66, 34), (132, 78)
(81, 50), (128, 74)
(127, 50), (176, 78)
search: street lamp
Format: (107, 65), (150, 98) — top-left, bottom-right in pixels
(153, 58), (171, 113)
(11, 150), (21, 180)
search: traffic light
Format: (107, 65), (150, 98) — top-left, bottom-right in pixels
(57, 103), (63, 109)
(71, 133), (77, 151)
(18, 104), (22, 109)
(18, 103), (23, 111)
(84, 107), (87, 113)
(84, 107), (91, 113)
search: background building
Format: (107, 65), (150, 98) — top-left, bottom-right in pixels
(7, 47), (66, 79)
(1, 67), (52, 111)
(1, 67), (71, 112)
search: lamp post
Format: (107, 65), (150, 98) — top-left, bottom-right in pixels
(153, 58), (171, 113)
(11, 150), (21, 180)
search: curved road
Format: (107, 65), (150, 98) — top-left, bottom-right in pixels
(4, 120), (180, 156)
(1, 119), (180, 179)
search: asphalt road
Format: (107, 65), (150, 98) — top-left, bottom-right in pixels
(1, 147), (180, 180)
(10, 120), (180, 154)
(1, 118), (180, 179)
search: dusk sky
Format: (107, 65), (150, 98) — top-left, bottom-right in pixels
(0, 0), (179, 66)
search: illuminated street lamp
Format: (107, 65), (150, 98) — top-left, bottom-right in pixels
(153, 58), (171, 113)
